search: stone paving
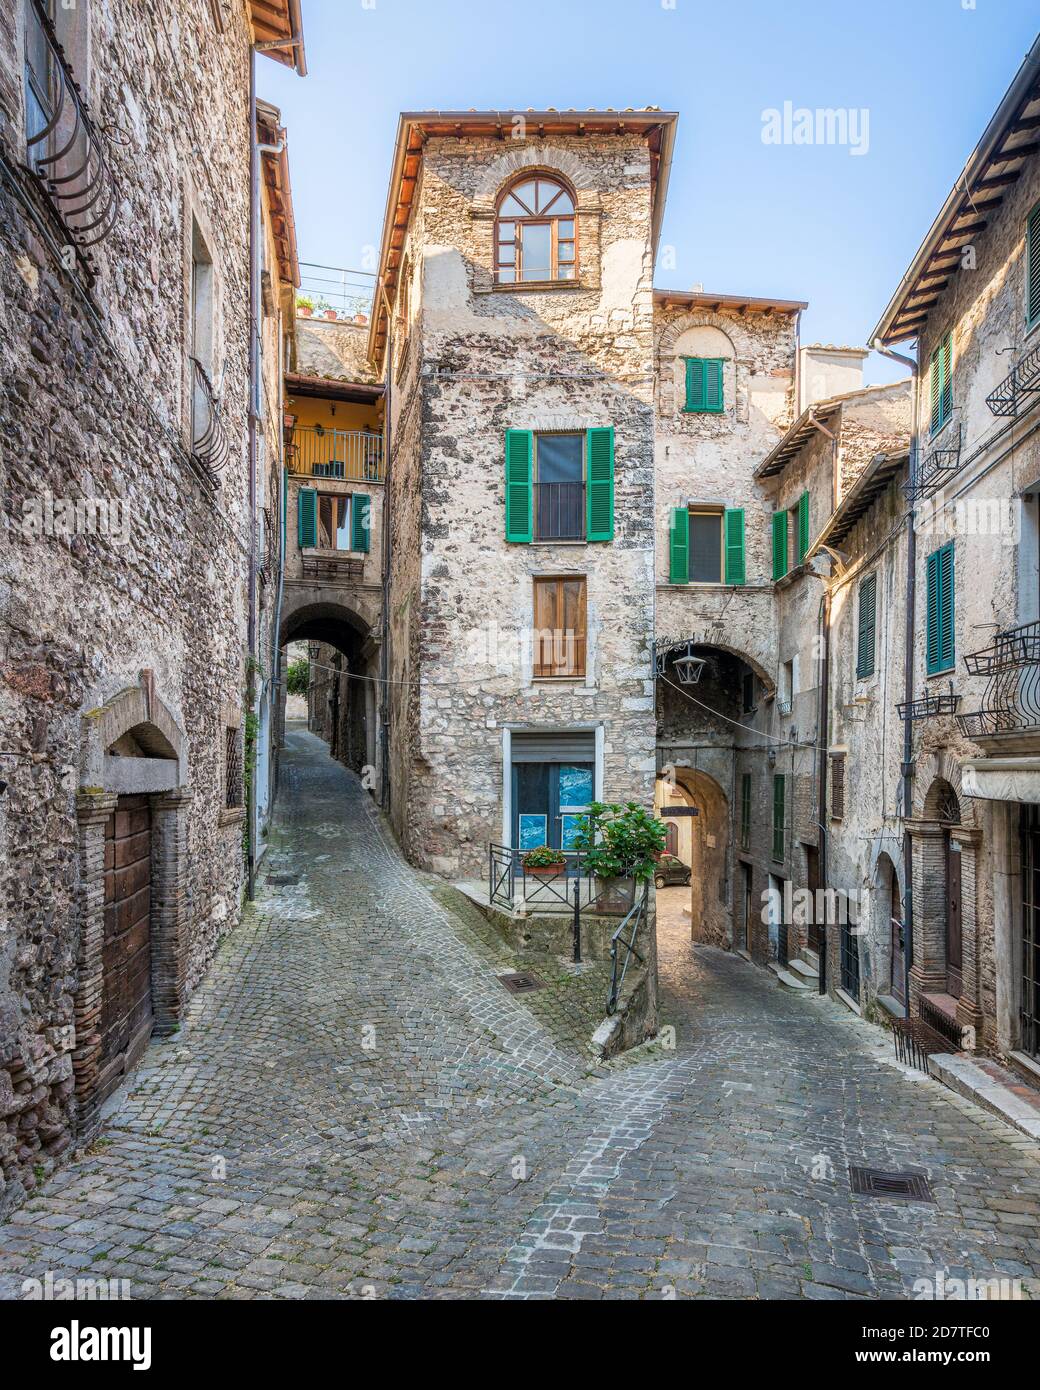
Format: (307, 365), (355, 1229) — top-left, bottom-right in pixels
(1, 728), (1040, 1300)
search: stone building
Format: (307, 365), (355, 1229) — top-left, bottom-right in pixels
(871, 33), (1040, 1071)
(0, 0), (304, 1211)
(368, 111), (677, 881)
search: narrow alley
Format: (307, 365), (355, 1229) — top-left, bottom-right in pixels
(1, 731), (1037, 1301)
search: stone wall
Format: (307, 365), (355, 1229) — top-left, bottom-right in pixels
(0, 1), (255, 1210)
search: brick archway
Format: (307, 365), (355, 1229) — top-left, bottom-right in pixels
(74, 672), (190, 1139)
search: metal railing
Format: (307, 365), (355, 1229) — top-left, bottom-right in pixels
(297, 261), (376, 319)
(986, 341), (1040, 419)
(286, 427), (383, 483)
(958, 620), (1040, 738)
(607, 889), (649, 1014)
(905, 423), (963, 501)
(487, 844), (640, 915)
(189, 356), (230, 474)
(23, 0), (118, 263)
(535, 482), (585, 541)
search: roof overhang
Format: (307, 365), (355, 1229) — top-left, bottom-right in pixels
(256, 101), (300, 290)
(756, 400), (844, 479)
(248, 0), (307, 76)
(872, 35), (1040, 346)
(654, 289), (807, 315)
(368, 109), (679, 369)
(809, 449), (909, 554)
(284, 374), (384, 405)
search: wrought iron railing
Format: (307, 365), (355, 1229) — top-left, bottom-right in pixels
(23, 0), (118, 263)
(957, 620), (1040, 738)
(286, 427), (383, 483)
(189, 356), (230, 473)
(487, 843), (641, 916)
(607, 889), (649, 1015)
(919, 995), (964, 1049)
(896, 687), (960, 722)
(985, 341), (1040, 418)
(905, 423), (963, 501)
(535, 482), (585, 541)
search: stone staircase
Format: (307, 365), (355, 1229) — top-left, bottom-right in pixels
(768, 950), (820, 994)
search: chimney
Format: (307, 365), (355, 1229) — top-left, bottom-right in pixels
(799, 344), (868, 410)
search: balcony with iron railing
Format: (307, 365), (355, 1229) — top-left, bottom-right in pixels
(905, 423), (963, 502)
(285, 426), (383, 483)
(957, 620), (1040, 741)
(535, 482), (585, 541)
(189, 356), (230, 474)
(23, 0), (119, 270)
(985, 341), (1040, 419)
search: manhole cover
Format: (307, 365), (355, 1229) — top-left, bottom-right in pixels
(849, 1166), (934, 1203)
(498, 972), (546, 995)
(267, 872), (300, 886)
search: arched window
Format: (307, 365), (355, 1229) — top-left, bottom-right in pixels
(495, 175), (576, 285)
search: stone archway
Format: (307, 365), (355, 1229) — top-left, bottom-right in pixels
(671, 766), (730, 947)
(74, 670), (190, 1139)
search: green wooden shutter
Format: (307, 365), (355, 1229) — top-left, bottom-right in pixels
(771, 510), (788, 580)
(1028, 201), (1040, 331)
(586, 427), (614, 541)
(704, 359), (724, 412)
(772, 774), (785, 861)
(505, 429), (533, 542)
(856, 573), (877, 678)
(724, 508), (745, 585)
(352, 493), (371, 553)
(298, 487), (317, 548)
(685, 357), (704, 411)
(926, 542), (955, 674)
(669, 507), (689, 583)
(797, 490), (810, 564)
(930, 333), (952, 435)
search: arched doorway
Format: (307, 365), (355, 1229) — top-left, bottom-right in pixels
(673, 766), (729, 947)
(875, 852), (905, 1007)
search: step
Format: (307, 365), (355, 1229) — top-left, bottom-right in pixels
(768, 961), (810, 992)
(789, 958), (819, 986)
(928, 1052), (1040, 1142)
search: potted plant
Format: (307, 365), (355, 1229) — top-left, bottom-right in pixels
(354, 312), (368, 325)
(324, 308), (338, 321)
(521, 845), (566, 876)
(572, 801), (667, 913)
(296, 294), (314, 318)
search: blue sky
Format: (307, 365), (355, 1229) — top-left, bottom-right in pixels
(259, 0), (1039, 384)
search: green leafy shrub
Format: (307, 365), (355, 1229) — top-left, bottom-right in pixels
(286, 658), (309, 696)
(521, 845), (566, 869)
(572, 802), (667, 882)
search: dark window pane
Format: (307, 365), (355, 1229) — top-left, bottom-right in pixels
(536, 434), (583, 483)
(689, 512), (722, 582)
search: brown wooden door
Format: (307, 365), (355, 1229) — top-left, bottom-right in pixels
(890, 872), (906, 1006)
(946, 833), (962, 997)
(805, 846), (821, 954)
(100, 795), (153, 1101)
(665, 822), (679, 857)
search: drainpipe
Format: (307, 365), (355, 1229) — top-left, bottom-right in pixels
(246, 48), (259, 901)
(872, 339), (920, 1017)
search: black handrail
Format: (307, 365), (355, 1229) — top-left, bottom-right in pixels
(607, 887), (648, 1015)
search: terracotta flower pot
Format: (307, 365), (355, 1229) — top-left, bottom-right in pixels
(299, 306), (312, 317)
(324, 309), (337, 320)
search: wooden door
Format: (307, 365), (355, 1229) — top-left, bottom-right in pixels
(946, 833), (962, 997)
(100, 796), (153, 1102)
(741, 863), (752, 952)
(890, 872), (906, 1006)
(805, 846), (821, 954)
(665, 822), (679, 857)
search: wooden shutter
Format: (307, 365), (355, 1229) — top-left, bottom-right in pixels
(772, 774), (785, 860)
(505, 430), (533, 542)
(669, 506), (689, 583)
(1028, 201), (1040, 330)
(297, 487), (317, 548)
(929, 333), (952, 434)
(533, 577), (586, 678)
(856, 573), (877, 678)
(740, 773), (751, 849)
(586, 426), (614, 541)
(685, 357), (704, 411)
(724, 508), (745, 585)
(926, 543), (955, 673)
(351, 493), (370, 553)
(830, 753), (846, 820)
(772, 510), (788, 580)
(704, 359), (724, 411)
(797, 490), (810, 563)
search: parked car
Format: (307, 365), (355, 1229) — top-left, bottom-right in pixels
(654, 853), (691, 889)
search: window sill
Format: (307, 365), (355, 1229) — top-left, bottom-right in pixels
(300, 547), (366, 558)
(531, 676), (589, 685)
(492, 279), (583, 293)
(925, 665), (956, 679)
(681, 408), (726, 416)
(530, 539), (587, 547)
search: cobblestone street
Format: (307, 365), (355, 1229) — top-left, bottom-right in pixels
(1, 729), (1039, 1300)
